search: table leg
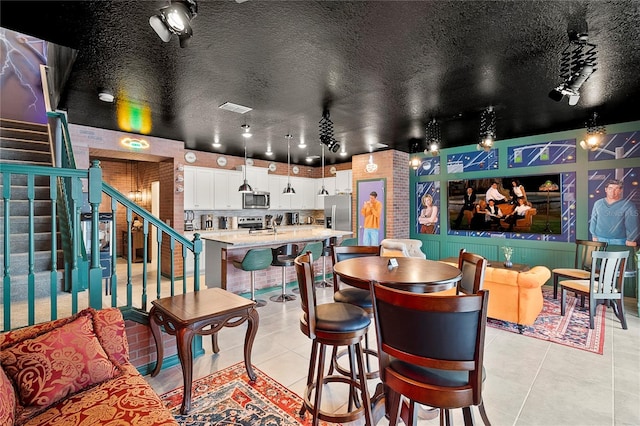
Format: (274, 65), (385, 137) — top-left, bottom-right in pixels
(211, 333), (220, 353)
(148, 307), (164, 377)
(176, 327), (196, 415)
(244, 307), (259, 382)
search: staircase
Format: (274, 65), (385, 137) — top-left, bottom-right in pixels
(0, 118), (64, 300)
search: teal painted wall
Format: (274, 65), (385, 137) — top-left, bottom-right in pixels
(410, 120), (640, 297)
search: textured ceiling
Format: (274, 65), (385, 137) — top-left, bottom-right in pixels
(2, 1), (640, 165)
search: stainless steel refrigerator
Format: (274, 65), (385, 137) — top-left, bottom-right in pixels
(324, 195), (352, 232)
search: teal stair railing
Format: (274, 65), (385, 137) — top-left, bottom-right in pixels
(1, 162), (202, 332)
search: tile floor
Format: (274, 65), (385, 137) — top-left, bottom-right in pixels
(6, 260), (639, 425)
(146, 281), (640, 426)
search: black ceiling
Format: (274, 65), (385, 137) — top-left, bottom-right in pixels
(2, 1), (640, 165)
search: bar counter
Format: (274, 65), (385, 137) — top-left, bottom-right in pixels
(201, 227), (352, 292)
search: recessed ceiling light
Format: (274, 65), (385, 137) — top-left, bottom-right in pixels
(339, 151), (348, 157)
(98, 92), (114, 103)
(219, 102), (253, 114)
(212, 142), (221, 148)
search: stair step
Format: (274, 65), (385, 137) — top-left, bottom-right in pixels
(0, 136), (50, 151)
(0, 216), (54, 234)
(1, 251), (64, 273)
(0, 118), (48, 134)
(0, 232), (61, 254)
(0, 148), (52, 163)
(0, 270), (65, 302)
(0, 185), (51, 200)
(2, 174), (54, 186)
(0, 200), (52, 217)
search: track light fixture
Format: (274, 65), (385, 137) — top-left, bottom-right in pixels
(149, 0), (198, 48)
(319, 107), (341, 153)
(579, 112), (606, 151)
(424, 118), (441, 156)
(477, 106), (496, 152)
(549, 29), (597, 106)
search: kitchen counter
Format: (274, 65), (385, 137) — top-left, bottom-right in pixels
(201, 227), (352, 291)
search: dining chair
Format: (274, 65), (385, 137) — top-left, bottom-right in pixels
(457, 248), (487, 295)
(552, 239), (607, 299)
(294, 252), (373, 426)
(369, 281), (491, 426)
(330, 244), (382, 378)
(560, 250), (629, 329)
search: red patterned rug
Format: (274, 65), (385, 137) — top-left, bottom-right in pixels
(161, 362), (337, 425)
(487, 286), (605, 354)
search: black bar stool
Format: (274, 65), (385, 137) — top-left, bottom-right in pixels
(231, 248), (272, 307)
(293, 241), (324, 293)
(270, 243), (298, 302)
(317, 237), (337, 287)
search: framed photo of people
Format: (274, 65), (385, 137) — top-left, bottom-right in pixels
(587, 167), (639, 247)
(416, 181), (441, 235)
(447, 172), (577, 242)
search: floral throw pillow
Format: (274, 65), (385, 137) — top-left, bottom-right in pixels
(0, 315), (119, 409)
(0, 367), (16, 425)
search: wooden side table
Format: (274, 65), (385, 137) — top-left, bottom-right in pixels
(149, 288), (258, 414)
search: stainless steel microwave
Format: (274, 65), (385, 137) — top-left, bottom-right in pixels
(242, 191), (270, 209)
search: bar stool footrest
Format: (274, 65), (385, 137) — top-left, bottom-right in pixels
(332, 347), (380, 380)
(301, 375), (369, 424)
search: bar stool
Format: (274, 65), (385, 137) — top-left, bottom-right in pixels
(231, 248), (272, 307)
(270, 243), (299, 302)
(294, 251), (373, 426)
(317, 237), (337, 287)
(293, 241), (323, 293)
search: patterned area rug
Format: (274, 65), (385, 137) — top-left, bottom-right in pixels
(487, 287), (605, 354)
(161, 362), (335, 425)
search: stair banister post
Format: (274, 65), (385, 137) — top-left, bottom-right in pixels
(88, 160), (103, 309)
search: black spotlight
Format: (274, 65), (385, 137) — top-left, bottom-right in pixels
(150, 0), (198, 48)
(319, 108), (341, 153)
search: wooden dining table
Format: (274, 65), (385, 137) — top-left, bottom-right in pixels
(333, 255), (463, 423)
(333, 256), (462, 293)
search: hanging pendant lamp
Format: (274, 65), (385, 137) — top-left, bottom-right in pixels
(318, 144), (329, 196)
(238, 124), (253, 193)
(283, 134), (296, 195)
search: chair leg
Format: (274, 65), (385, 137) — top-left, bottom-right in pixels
(553, 274), (559, 299)
(270, 267), (296, 302)
(612, 299), (628, 330)
(589, 298), (596, 329)
(462, 406), (475, 426)
(300, 340), (320, 418)
(312, 344), (328, 426)
(478, 401), (491, 426)
(560, 288), (567, 316)
(249, 271), (267, 307)
(354, 341), (373, 426)
(387, 390), (402, 426)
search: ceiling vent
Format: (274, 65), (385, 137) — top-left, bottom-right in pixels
(218, 102), (253, 114)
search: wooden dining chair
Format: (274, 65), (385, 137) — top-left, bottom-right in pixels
(457, 248), (487, 295)
(560, 250), (629, 329)
(330, 245), (382, 378)
(369, 281), (491, 426)
(552, 239), (607, 299)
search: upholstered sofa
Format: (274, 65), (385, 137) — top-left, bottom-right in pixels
(1, 308), (177, 426)
(380, 239), (426, 258)
(440, 260), (551, 329)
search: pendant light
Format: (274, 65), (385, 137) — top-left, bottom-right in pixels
(283, 134), (296, 195)
(318, 144), (329, 196)
(238, 124), (253, 193)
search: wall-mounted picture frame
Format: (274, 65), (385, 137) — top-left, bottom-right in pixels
(356, 178), (386, 246)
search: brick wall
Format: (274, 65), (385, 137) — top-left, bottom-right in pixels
(125, 320), (176, 369)
(351, 150), (409, 239)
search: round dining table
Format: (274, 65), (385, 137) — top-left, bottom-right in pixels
(333, 256), (462, 293)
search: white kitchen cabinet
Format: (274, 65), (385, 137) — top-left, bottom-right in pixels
(184, 166), (214, 210)
(268, 175), (291, 210)
(289, 177), (316, 210)
(237, 166), (269, 192)
(213, 170), (243, 210)
(335, 169), (352, 194)
(315, 176), (336, 209)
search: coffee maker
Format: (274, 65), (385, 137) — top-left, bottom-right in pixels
(201, 214), (213, 230)
(285, 212), (299, 225)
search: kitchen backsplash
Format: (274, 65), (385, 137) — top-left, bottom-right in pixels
(186, 209), (325, 230)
